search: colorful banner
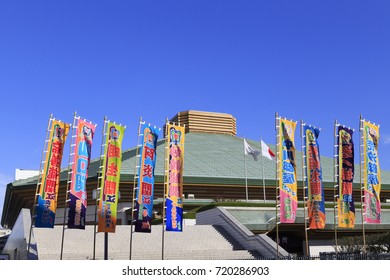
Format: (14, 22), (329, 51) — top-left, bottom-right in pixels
(278, 119), (297, 223)
(134, 123), (159, 233)
(337, 126), (355, 228)
(35, 119), (69, 228)
(68, 118), (96, 229)
(97, 122), (125, 233)
(165, 124), (185, 231)
(303, 125), (325, 229)
(363, 120), (381, 223)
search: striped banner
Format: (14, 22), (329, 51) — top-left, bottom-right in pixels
(68, 118), (96, 229)
(165, 124), (185, 231)
(97, 122), (125, 233)
(36, 119), (69, 228)
(278, 118), (297, 223)
(362, 120), (381, 223)
(134, 123), (159, 233)
(303, 125), (325, 229)
(337, 126), (355, 228)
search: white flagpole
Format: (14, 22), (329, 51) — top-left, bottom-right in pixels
(301, 120), (310, 256)
(60, 112), (77, 260)
(260, 137), (266, 203)
(129, 117), (142, 260)
(93, 116), (108, 260)
(244, 139), (249, 202)
(275, 113), (280, 259)
(359, 115), (367, 253)
(333, 120), (339, 255)
(27, 114), (53, 259)
(162, 118), (169, 260)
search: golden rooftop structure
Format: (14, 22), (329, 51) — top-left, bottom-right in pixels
(166, 110), (237, 136)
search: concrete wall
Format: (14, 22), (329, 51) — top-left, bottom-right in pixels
(307, 239), (336, 256)
(2, 208), (37, 260)
(34, 224), (256, 260)
(53, 203), (131, 225)
(3, 208), (256, 260)
(15, 169), (39, 180)
(197, 207), (289, 258)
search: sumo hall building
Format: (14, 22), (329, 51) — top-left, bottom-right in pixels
(1, 110), (390, 260)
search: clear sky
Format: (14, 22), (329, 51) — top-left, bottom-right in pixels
(1, 1), (390, 220)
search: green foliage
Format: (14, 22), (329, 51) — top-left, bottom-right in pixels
(366, 232), (390, 253)
(336, 232), (390, 253)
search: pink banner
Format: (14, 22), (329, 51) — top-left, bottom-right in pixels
(278, 119), (297, 223)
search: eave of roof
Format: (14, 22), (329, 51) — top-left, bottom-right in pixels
(9, 132), (390, 186)
(3, 132), (390, 226)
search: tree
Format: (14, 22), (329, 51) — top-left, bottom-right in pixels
(336, 232), (390, 254)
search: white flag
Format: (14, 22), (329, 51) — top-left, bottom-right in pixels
(244, 139), (260, 161)
(261, 140), (276, 161)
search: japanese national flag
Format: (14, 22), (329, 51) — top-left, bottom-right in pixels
(261, 140), (276, 161)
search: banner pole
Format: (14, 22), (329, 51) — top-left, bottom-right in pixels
(27, 114), (53, 259)
(244, 140), (249, 202)
(104, 232), (108, 260)
(60, 112), (77, 260)
(275, 112), (280, 259)
(260, 137), (266, 203)
(93, 116), (108, 260)
(162, 118), (169, 260)
(301, 120), (310, 256)
(129, 117), (142, 260)
(333, 120), (339, 255)
(360, 115), (367, 253)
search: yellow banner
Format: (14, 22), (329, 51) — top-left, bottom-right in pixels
(98, 122), (125, 233)
(363, 120), (381, 223)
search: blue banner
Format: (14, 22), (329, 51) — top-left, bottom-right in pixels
(134, 123), (159, 232)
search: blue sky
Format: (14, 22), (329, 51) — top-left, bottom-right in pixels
(1, 1), (390, 221)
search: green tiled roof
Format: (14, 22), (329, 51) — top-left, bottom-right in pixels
(225, 207), (390, 231)
(11, 132), (390, 189)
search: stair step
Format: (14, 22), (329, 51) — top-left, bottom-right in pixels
(33, 225), (257, 260)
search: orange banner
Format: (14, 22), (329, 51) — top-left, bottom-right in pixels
(35, 119), (69, 228)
